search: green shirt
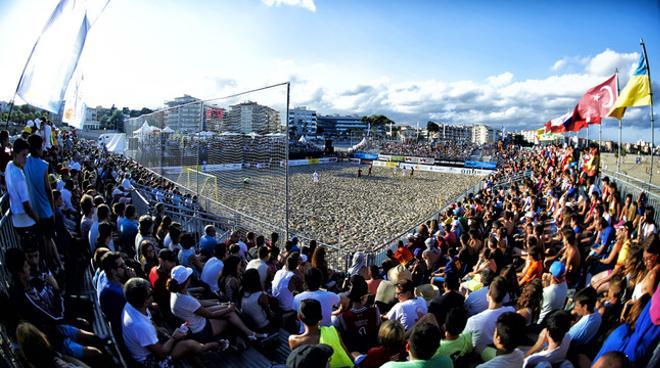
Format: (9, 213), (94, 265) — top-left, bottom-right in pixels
(381, 355), (453, 368)
(435, 333), (473, 360)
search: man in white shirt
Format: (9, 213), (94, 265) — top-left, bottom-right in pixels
(464, 276), (516, 354)
(465, 269), (495, 317)
(523, 310), (573, 368)
(246, 246), (270, 289)
(122, 277), (217, 365)
(539, 262), (568, 323)
(5, 138), (38, 233)
(293, 267), (340, 327)
(384, 279), (428, 332)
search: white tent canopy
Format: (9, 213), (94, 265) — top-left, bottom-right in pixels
(298, 135), (308, 143)
(162, 126), (175, 133)
(348, 137), (368, 152)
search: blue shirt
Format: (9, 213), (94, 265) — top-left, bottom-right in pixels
(199, 235), (218, 255)
(597, 226), (615, 256)
(23, 155), (53, 219)
(100, 280), (126, 334)
(568, 312), (602, 346)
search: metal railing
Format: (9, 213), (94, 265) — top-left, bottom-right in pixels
(130, 174), (354, 270)
(603, 169), (660, 224)
(0, 194), (21, 368)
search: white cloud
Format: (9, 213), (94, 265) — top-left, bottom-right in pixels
(261, 0), (316, 12)
(486, 72), (514, 87)
(585, 49), (638, 77)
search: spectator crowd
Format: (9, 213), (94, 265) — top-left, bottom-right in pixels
(0, 119), (658, 368)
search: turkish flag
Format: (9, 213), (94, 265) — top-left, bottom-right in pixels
(575, 74), (618, 125)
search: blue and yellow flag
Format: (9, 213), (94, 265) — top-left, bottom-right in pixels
(608, 51), (652, 119)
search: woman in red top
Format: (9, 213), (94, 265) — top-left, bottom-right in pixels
(518, 246), (544, 286)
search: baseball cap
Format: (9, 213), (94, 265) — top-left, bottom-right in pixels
(171, 265), (193, 284)
(158, 248), (177, 263)
(549, 261), (566, 278)
(286, 344), (333, 368)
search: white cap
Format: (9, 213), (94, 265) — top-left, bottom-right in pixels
(27, 120), (34, 127)
(171, 265), (193, 284)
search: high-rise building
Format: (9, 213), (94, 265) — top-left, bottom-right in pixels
(317, 114), (367, 137)
(221, 101), (281, 134)
(288, 106), (318, 136)
(164, 95), (202, 132)
(81, 106), (100, 130)
(472, 124), (496, 144)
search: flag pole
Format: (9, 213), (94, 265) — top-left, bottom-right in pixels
(615, 69), (622, 173)
(641, 39), (655, 183)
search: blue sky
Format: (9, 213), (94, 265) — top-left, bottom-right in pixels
(0, 0), (659, 141)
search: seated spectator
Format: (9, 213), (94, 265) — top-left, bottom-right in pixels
(89, 204), (110, 252)
(518, 247), (543, 286)
(138, 240), (158, 277)
(5, 248), (104, 364)
(287, 344), (334, 368)
(135, 215), (157, 257)
(99, 251), (131, 339)
(95, 222), (115, 252)
(383, 279), (428, 332)
(155, 215), (172, 247)
(366, 265), (383, 297)
(381, 320), (452, 368)
(464, 269), (495, 317)
(168, 265), (265, 343)
(199, 225), (218, 255)
(337, 275), (380, 355)
(357, 320), (406, 368)
(516, 280), (543, 326)
(475, 312), (526, 368)
(435, 307), (472, 360)
(16, 322), (89, 368)
(567, 287), (601, 347)
(119, 205), (139, 251)
(463, 276), (516, 355)
(219, 255), (243, 305)
(240, 268), (275, 333)
(273, 252), (303, 332)
(121, 277), (219, 366)
(112, 202), (125, 231)
(200, 245), (225, 297)
(523, 310), (573, 368)
(428, 272), (465, 326)
(246, 245), (270, 289)
(288, 299), (354, 368)
(592, 351), (631, 368)
(177, 233), (202, 274)
(293, 267), (341, 328)
(538, 261), (568, 324)
(148, 249), (178, 324)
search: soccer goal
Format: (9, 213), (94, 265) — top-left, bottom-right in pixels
(177, 166), (221, 202)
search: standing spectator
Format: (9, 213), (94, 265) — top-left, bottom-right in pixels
(5, 138), (39, 243)
(24, 134), (58, 262)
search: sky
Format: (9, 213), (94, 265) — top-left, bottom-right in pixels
(0, 0), (659, 142)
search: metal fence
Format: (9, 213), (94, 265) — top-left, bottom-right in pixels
(0, 195), (21, 368)
(603, 169), (660, 224)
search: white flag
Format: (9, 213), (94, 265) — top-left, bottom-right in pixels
(62, 72), (86, 129)
(16, 0), (109, 113)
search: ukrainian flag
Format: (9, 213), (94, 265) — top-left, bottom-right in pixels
(608, 52), (652, 119)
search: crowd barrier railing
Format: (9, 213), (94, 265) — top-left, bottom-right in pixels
(603, 169), (660, 224)
(0, 194), (21, 368)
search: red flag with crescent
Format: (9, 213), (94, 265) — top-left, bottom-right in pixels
(575, 74), (618, 125)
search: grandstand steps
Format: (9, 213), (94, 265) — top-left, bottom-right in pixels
(194, 329), (290, 368)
